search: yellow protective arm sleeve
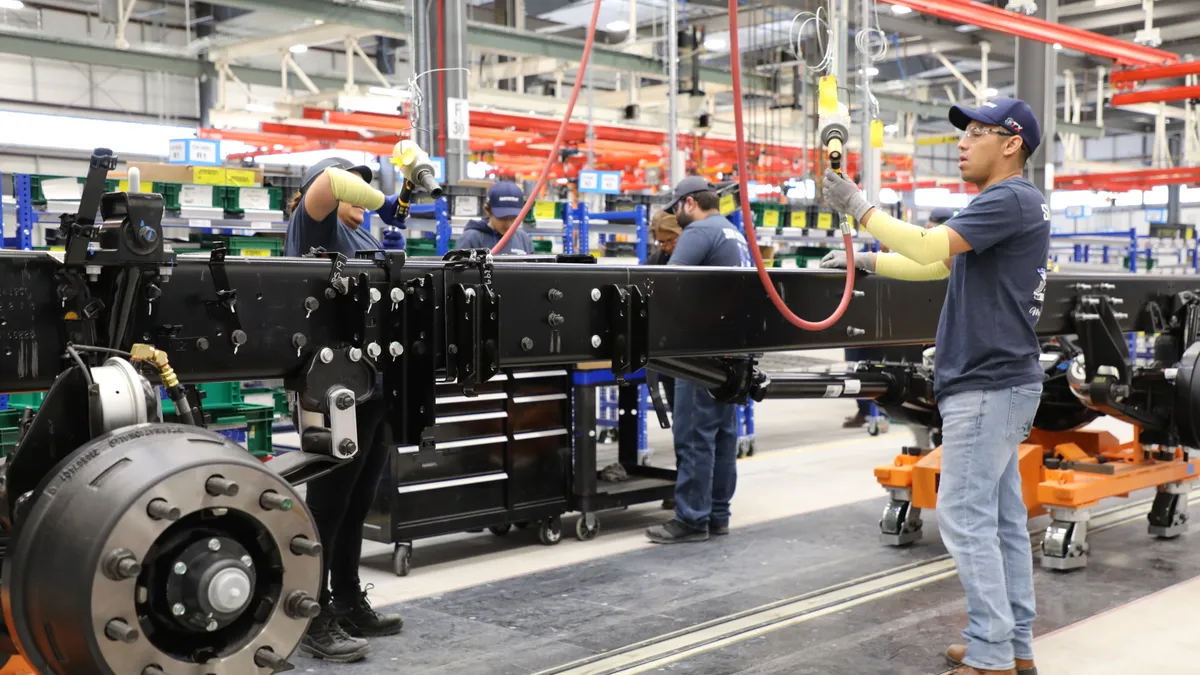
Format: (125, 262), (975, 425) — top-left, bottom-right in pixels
(874, 253), (951, 281)
(864, 210), (951, 265)
(326, 166), (385, 211)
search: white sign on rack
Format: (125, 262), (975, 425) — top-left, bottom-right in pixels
(578, 171), (600, 192)
(447, 98), (470, 141)
(239, 188), (272, 211)
(180, 184), (213, 208)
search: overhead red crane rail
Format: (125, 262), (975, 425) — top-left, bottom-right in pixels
(1111, 85), (1200, 107)
(1110, 61), (1200, 85)
(879, 0), (1178, 67)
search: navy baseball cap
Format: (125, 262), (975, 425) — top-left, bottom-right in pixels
(487, 182), (524, 218)
(665, 176), (714, 214)
(949, 97), (1041, 154)
(301, 157), (372, 193)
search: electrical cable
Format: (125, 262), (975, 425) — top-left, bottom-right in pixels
(65, 345), (94, 388)
(68, 344), (133, 359)
(490, 0), (603, 256)
(730, 0), (856, 332)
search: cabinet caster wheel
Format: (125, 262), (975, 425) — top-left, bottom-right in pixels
(538, 516), (563, 545)
(489, 524), (512, 536)
(514, 521), (531, 530)
(393, 543), (412, 577)
(575, 513), (600, 541)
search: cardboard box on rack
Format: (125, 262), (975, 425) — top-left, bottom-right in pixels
(125, 162), (263, 187)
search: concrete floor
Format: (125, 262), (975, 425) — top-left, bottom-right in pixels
(284, 355), (1197, 675)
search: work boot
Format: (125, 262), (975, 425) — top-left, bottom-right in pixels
(646, 519), (709, 544)
(710, 520), (730, 536)
(333, 584), (405, 638)
(299, 610), (370, 663)
(952, 667), (1016, 675)
(946, 645), (1037, 675)
(843, 413), (868, 428)
(661, 497), (676, 510)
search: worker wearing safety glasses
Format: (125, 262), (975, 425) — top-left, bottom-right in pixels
(822, 98), (1050, 675)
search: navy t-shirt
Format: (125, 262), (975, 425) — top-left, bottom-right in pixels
(668, 214), (751, 267)
(284, 194), (382, 258)
(934, 176), (1051, 399)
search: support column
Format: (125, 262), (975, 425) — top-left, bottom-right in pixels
(1168, 184), (1181, 224)
(667, 0), (681, 186)
(443, 0), (468, 184)
(858, 0), (878, 205)
(410, 0), (433, 154)
(1015, 0), (1057, 198)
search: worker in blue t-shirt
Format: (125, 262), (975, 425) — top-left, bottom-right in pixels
(456, 182), (535, 255)
(823, 98), (1050, 675)
(646, 177), (751, 546)
(284, 157), (407, 664)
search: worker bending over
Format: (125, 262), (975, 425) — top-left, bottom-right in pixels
(457, 182), (536, 254)
(647, 177), (751, 544)
(285, 158), (407, 663)
(822, 99), (1049, 675)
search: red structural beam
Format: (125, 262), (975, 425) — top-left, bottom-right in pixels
(1111, 85), (1200, 106)
(879, 0), (1178, 67)
(1110, 61), (1200, 84)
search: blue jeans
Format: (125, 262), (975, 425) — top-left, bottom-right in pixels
(937, 384), (1042, 671)
(672, 379), (738, 531)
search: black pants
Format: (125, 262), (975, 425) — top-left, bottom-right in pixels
(305, 398), (390, 605)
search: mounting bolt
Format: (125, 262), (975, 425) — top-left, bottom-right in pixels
(259, 491), (293, 512)
(547, 312), (565, 327)
(389, 341), (404, 358)
(367, 342), (382, 360)
(348, 347), (363, 362)
(547, 289), (563, 301)
(241, 555), (254, 567)
(285, 591), (322, 619)
(304, 296), (319, 313)
(104, 619), (139, 643)
(591, 335), (602, 348)
(173, 562), (188, 576)
(196, 337), (210, 351)
(336, 393), (355, 410)
(205, 476), (239, 497)
(339, 439), (358, 456)
(290, 536), (323, 557)
(521, 337), (534, 351)
(391, 287), (406, 304)
(206, 619), (218, 632)
(319, 348), (334, 364)
(102, 549), (142, 581)
(591, 288), (601, 301)
(369, 288), (382, 304)
(147, 499), (181, 522)
(207, 538), (221, 552)
(846, 326), (866, 337)
(853, 290), (865, 297)
(172, 603), (186, 617)
(254, 647), (291, 670)
(231, 329), (247, 347)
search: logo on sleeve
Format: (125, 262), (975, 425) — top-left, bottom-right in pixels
(1030, 268), (1046, 320)
(1040, 204), (1051, 221)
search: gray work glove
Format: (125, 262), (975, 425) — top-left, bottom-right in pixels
(820, 249), (875, 272)
(823, 169), (873, 221)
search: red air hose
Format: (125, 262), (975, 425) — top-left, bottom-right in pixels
(727, 0), (857, 331)
(491, 0), (603, 255)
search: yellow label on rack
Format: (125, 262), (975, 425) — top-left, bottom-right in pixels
(533, 201), (557, 220)
(719, 194), (735, 215)
(1188, 227), (1195, 240)
(790, 211), (806, 228)
(818, 212), (833, 229)
(763, 210), (780, 227)
(192, 167), (226, 185)
(118, 180), (129, 192)
(240, 249), (271, 257)
(225, 169), (257, 187)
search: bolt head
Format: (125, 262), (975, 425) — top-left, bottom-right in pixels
(206, 620), (218, 632)
(389, 341), (404, 357)
(319, 348), (334, 364)
(172, 603), (186, 616)
(348, 347), (362, 362)
(367, 342), (382, 358)
(391, 287), (405, 303)
(207, 538), (221, 552)
(370, 288), (382, 302)
(174, 562), (187, 576)
(241, 555), (254, 567)
(591, 335), (602, 348)
(591, 288), (602, 301)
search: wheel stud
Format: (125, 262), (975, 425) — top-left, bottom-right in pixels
(102, 548), (142, 581)
(284, 591), (321, 619)
(207, 538), (222, 552)
(254, 646), (291, 669)
(146, 499), (181, 521)
(205, 476), (239, 497)
(172, 603), (186, 616)
(289, 535), (322, 557)
(104, 618), (139, 643)
(259, 490), (293, 511)
(173, 561), (188, 576)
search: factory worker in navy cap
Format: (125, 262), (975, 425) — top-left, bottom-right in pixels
(457, 181), (536, 255)
(821, 97), (1050, 675)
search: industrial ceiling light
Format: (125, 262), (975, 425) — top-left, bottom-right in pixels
(985, 87), (999, 97)
(289, 44), (308, 54)
(0, 0), (25, 9)
(246, 103), (276, 113)
(860, 66), (880, 76)
(704, 37), (727, 50)
(606, 19), (630, 32)
(884, 123), (899, 133)
(1053, 42), (1063, 50)
(890, 5), (912, 15)
(955, 24), (980, 33)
